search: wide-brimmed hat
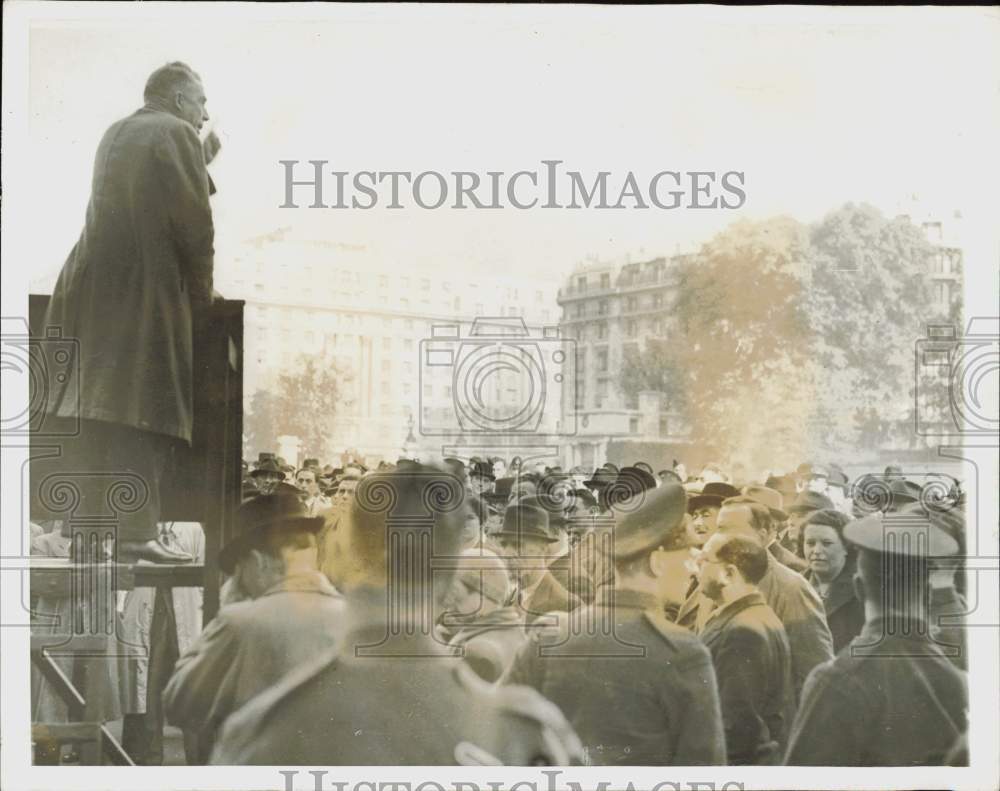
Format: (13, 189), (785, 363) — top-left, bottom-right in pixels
(469, 460), (496, 481)
(788, 490), (835, 515)
(492, 502), (558, 543)
(687, 482), (741, 513)
(584, 468), (616, 490)
(741, 485), (788, 522)
(250, 458), (286, 480)
(218, 493), (325, 574)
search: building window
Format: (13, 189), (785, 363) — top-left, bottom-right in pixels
(420, 278), (431, 291)
(378, 275), (388, 289)
(653, 293), (664, 309)
(597, 322), (608, 341)
(382, 337), (392, 350)
(659, 416), (670, 437)
(381, 359), (391, 372)
(404, 339), (414, 351)
(576, 304), (585, 318)
(626, 320), (637, 338)
(598, 300), (608, 316)
(535, 290), (544, 302)
(626, 297), (638, 312)
(629, 417), (640, 434)
(597, 349), (608, 372)
(595, 379), (608, 408)
(576, 276), (587, 291)
(600, 273), (610, 289)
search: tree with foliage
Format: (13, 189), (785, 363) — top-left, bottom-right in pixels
(619, 203), (946, 467)
(807, 203), (939, 452)
(243, 354), (347, 461)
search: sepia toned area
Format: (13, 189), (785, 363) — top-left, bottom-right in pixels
(7, 7), (997, 779)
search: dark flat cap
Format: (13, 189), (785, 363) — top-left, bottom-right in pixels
(844, 511), (959, 558)
(604, 482), (687, 560)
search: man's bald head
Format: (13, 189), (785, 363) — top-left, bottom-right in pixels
(144, 62), (201, 104)
(716, 496), (775, 546)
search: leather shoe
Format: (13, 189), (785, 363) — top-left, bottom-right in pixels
(118, 539), (193, 564)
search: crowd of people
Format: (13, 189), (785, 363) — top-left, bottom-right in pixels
(148, 452), (968, 766)
(27, 60), (971, 770)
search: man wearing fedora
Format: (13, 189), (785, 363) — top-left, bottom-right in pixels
(785, 511), (967, 765)
(163, 493), (345, 760)
(676, 496), (833, 702)
(742, 484), (809, 574)
(686, 482), (741, 550)
(211, 465), (584, 766)
(493, 501), (582, 620)
(249, 457), (286, 495)
(505, 483), (726, 766)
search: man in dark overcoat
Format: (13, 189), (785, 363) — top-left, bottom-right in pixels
(38, 61), (217, 562)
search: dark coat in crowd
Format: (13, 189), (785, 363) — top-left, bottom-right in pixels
(699, 591), (795, 765)
(210, 590), (584, 765)
(506, 587), (726, 766)
(44, 105), (215, 443)
(803, 560), (866, 655)
(678, 553), (834, 702)
(785, 617), (969, 766)
(163, 572), (345, 749)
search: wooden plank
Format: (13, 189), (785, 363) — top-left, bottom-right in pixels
(30, 562), (205, 596)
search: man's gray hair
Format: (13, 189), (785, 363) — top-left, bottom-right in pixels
(144, 61), (201, 104)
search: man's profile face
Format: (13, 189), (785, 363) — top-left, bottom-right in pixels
(695, 534), (730, 602)
(176, 78), (209, 131)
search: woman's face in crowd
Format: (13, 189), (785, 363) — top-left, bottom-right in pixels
(803, 523), (848, 580)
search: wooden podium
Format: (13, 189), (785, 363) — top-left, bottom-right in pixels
(28, 294), (244, 622)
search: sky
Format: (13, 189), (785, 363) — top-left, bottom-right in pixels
(17, 4), (1000, 290)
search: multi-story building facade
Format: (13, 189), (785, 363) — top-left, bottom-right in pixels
(557, 253), (692, 472)
(217, 228), (563, 465)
